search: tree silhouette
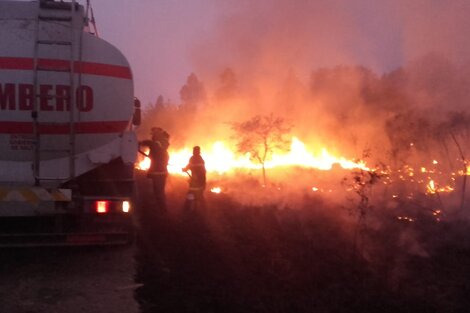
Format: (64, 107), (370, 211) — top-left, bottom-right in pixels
(215, 67), (238, 101)
(138, 95), (180, 140)
(155, 95), (165, 109)
(179, 73), (207, 111)
(231, 114), (292, 186)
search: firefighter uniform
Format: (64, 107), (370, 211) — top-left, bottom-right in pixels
(183, 146), (206, 199)
(140, 128), (170, 209)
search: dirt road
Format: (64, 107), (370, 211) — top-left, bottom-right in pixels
(0, 246), (139, 313)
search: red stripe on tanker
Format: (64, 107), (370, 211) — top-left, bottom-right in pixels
(0, 121), (129, 134)
(0, 57), (132, 80)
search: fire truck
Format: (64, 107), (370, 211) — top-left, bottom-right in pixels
(0, 0), (139, 246)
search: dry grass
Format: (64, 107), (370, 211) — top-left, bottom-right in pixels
(133, 172), (470, 313)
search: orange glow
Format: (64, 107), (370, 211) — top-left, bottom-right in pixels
(136, 136), (369, 174)
(211, 187), (222, 194)
(136, 148), (151, 170)
(427, 180), (436, 194)
(135, 137), (463, 203)
(426, 179), (454, 194)
(397, 216), (415, 222)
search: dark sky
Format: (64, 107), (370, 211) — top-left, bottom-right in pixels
(82, 0), (470, 105)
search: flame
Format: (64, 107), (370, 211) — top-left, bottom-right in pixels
(136, 137), (458, 202)
(267, 137), (369, 171)
(211, 187), (222, 194)
(460, 165), (470, 176)
(136, 148), (151, 170)
(427, 180), (436, 194)
(397, 216), (415, 222)
(426, 179), (454, 194)
(136, 136), (466, 224)
(137, 136), (369, 174)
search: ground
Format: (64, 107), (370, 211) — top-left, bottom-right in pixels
(134, 174), (470, 313)
(0, 246), (138, 313)
(2, 172), (470, 313)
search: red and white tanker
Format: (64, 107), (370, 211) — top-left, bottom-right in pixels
(0, 0), (139, 246)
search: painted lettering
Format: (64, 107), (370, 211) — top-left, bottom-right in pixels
(55, 85), (70, 111)
(77, 85), (93, 112)
(0, 83), (15, 110)
(39, 84), (54, 111)
(0, 83), (94, 112)
(18, 84), (34, 110)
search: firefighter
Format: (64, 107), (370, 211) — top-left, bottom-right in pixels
(140, 127), (170, 209)
(182, 146), (206, 202)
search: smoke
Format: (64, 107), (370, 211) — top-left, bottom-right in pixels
(141, 0), (470, 213)
(175, 0), (470, 159)
(190, 0), (470, 74)
(133, 1), (470, 293)
(191, 0), (388, 80)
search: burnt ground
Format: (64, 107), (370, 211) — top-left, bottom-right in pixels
(1, 173), (469, 313)
(133, 174), (470, 313)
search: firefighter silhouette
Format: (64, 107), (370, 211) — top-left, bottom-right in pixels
(139, 127), (170, 209)
(182, 146), (206, 208)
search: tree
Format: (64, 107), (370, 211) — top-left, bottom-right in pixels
(155, 95), (165, 109)
(179, 73), (207, 111)
(231, 114), (292, 186)
(138, 95), (180, 140)
(138, 95), (167, 138)
(215, 67), (238, 101)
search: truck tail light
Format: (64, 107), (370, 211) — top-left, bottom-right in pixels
(95, 201), (109, 214)
(122, 201), (130, 213)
